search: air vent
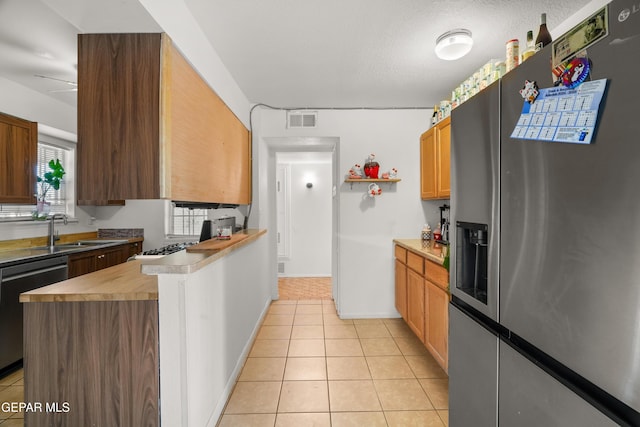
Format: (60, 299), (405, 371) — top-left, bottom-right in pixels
(278, 262), (285, 274)
(287, 111), (317, 128)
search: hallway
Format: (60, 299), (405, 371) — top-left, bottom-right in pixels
(218, 298), (449, 426)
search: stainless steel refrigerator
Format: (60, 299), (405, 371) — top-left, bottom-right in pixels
(449, 1), (640, 425)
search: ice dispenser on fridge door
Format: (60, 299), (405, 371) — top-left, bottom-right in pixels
(455, 222), (488, 304)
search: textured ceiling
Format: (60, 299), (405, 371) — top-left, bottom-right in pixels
(0, 0), (594, 111)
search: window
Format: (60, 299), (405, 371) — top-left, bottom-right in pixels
(0, 140), (73, 219)
(170, 205), (208, 237)
(36, 143), (68, 215)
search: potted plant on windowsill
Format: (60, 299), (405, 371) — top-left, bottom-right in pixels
(33, 159), (65, 220)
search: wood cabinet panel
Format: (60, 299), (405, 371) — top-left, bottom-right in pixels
(437, 118), (451, 198)
(394, 245), (407, 264)
(77, 34), (161, 204)
(24, 300), (159, 426)
(420, 116), (451, 200)
(168, 48), (251, 204)
(395, 259), (408, 320)
(407, 268), (425, 341)
(78, 33), (251, 205)
(425, 280), (449, 372)
(420, 127), (437, 199)
(407, 251), (424, 274)
(67, 244), (132, 279)
(0, 112), (37, 204)
(425, 259), (449, 290)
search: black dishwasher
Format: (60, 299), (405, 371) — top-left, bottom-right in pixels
(0, 256), (68, 375)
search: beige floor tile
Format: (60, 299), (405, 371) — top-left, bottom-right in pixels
(323, 314), (354, 325)
(325, 339), (363, 357)
(405, 356), (448, 379)
(284, 357), (327, 381)
(250, 339), (290, 358)
(272, 299), (298, 305)
(384, 321), (415, 338)
(0, 385), (24, 407)
(326, 357), (371, 380)
(366, 356), (415, 379)
(328, 380), (382, 412)
(0, 370), (23, 386)
(394, 336), (429, 356)
(331, 411), (387, 427)
(278, 381), (329, 413)
(0, 418), (25, 426)
(224, 382), (282, 414)
(321, 299), (335, 305)
(293, 314), (323, 325)
(269, 305), (297, 315)
(275, 412), (330, 427)
(324, 325), (357, 339)
(296, 304), (323, 314)
(352, 318), (384, 325)
(239, 358), (286, 381)
(218, 413), (277, 427)
(438, 409), (449, 426)
(374, 379), (433, 411)
(420, 378), (449, 409)
(355, 324), (392, 338)
(297, 299), (323, 305)
(257, 325), (292, 340)
(322, 304), (337, 314)
(287, 339), (325, 357)
(291, 325), (325, 339)
(263, 314), (295, 326)
(385, 410), (444, 426)
(360, 338), (402, 356)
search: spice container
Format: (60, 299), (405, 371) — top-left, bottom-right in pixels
(506, 39), (520, 72)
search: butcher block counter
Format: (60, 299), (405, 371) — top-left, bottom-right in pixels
(20, 229), (268, 427)
(393, 238), (447, 265)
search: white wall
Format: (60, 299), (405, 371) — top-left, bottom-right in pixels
(255, 108), (445, 318)
(277, 155), (332, 277)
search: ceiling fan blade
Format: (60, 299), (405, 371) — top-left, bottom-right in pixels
(34, 74), (77, 86)
(47, 88), (78, 93)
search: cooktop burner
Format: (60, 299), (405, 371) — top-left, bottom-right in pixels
(142, 242), (197, 256)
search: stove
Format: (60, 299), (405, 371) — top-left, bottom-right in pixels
(141, 242), (197, 256)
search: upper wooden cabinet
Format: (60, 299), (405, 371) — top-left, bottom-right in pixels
(420, 116), (450, 200)
(0, 112), (37, 204)
(77, 33), (251, 205)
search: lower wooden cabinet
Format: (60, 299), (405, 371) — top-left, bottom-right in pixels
(407, 268), (425, 342)
(394, 243), (449, 372)
(425, 279), (449, 371)
(394, 259), (407, 319)
(68, 244), (131, 278)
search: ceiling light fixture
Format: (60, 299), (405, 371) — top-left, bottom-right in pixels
(435, 29), (473, 61)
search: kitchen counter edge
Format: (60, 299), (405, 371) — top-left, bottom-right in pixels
(141, 229), (267, 275)
(20, 230), (266, 303)
(394, 238), (447, 266)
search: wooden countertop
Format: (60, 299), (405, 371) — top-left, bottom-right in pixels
(20, 259), (157, 303)
(394, 238), (448, 265)
(20, 229), (266, 303)
(141, 229), (266, 275)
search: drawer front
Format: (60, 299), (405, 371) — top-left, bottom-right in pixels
(425, 259), (448, 289)
(394, 245), (407, 264)
(407, 251), (424, 275)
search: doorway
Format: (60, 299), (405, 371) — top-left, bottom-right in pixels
(265, 137), (340, 308)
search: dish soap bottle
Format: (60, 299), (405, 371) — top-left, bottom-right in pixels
(422, 224), (432, 241)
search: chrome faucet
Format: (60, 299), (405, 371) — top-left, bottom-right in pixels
(48, 213), (68, 247)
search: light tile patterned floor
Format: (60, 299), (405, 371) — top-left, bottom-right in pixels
(278, 277), (332, 300)
(218, 299), (449, 427)
(0, 369), (24, 426)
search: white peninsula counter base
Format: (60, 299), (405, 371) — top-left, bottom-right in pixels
(144, 230), (270, 426)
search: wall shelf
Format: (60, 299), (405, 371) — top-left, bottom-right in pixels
(344, 178), (401, 189)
